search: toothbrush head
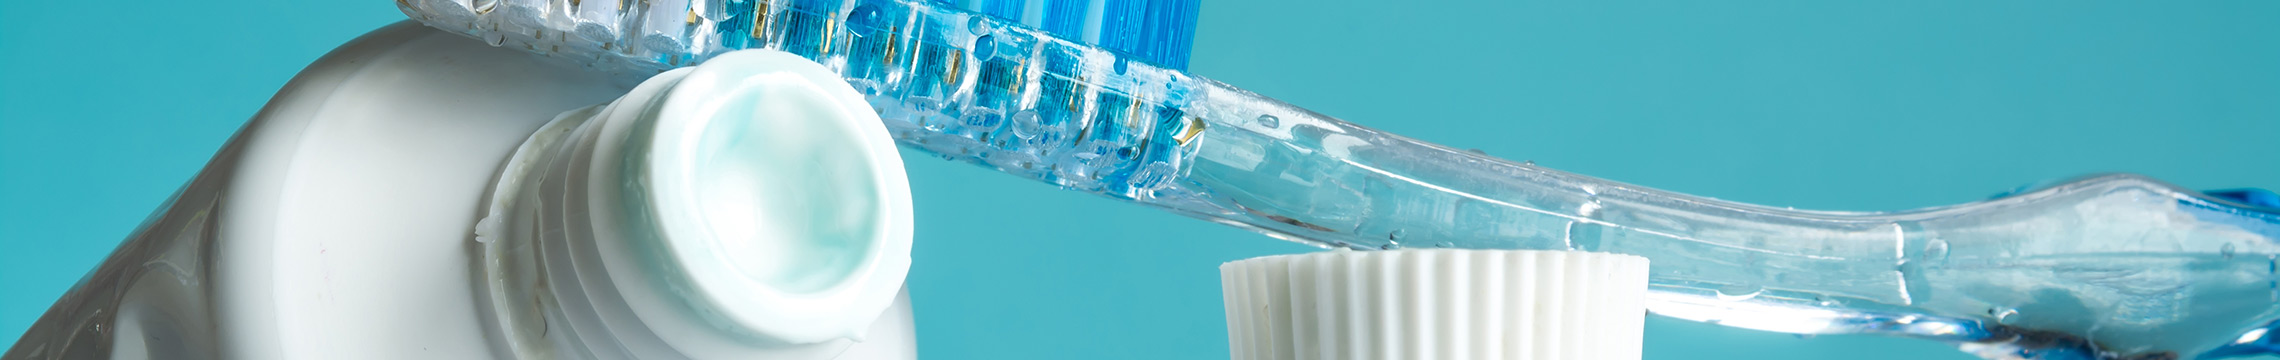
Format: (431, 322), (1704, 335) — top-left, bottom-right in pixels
(394, 0), (1201, 75)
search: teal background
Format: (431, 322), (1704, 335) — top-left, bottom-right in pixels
(3, 0), (2276, 359)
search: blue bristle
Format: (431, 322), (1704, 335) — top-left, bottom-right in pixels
(774, 0), (842, 59)
(843, 0), (1203, 70)
(718, 0), (759, 49)
(1096, 0), (1197, 70)
(1152, 0), (1199, 69)
(976, 0), (1026, 21)
(1040, 0), (1089, 41)
(1100, 0), (1148, 53)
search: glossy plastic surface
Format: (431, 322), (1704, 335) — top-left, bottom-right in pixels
(398, 1), (2280, 359)
(4, 22), (918, 360)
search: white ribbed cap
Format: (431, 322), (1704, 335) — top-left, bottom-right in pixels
(1221, 249), (1650, 360)
(478, 50), (913, 359)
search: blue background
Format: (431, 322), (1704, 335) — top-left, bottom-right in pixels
(4, 1), (2276, 359)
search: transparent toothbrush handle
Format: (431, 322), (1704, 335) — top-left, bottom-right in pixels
(1165, 80), (2280, 359)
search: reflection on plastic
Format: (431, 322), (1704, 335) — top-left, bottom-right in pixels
(396, 1), (2280, 359)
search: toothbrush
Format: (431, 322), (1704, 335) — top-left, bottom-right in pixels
(397, 0), (2280, 358)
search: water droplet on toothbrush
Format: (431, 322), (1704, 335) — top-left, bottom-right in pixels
(973, 35), (997, 60)
(1715, 284), (1763, 302)
(1813, 294), (1838, 307)
(1008, 111), (1044, 138)
(1253, 114), (1280, 129)
(2223, 243), (2239, 260)
(967, 16), (993, 35)
(1434, 241), (1454, 248)
(1379, 243), (1400, 250)
(1522, 160), (1536, 166)
(485, 32), (506, 46)
(848, 5), (884, 32)
(1387, 229), (1406, 241)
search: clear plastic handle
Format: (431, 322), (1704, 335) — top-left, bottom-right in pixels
(398, 0), (2280, 359)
